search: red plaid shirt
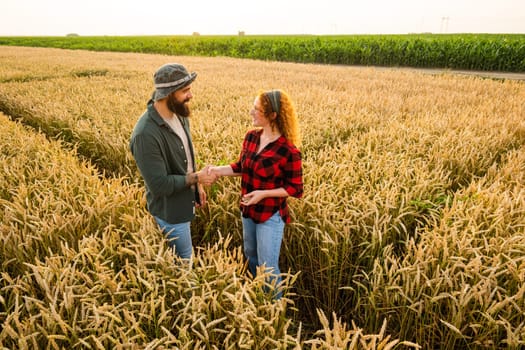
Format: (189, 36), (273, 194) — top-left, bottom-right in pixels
(231, 129), (303, 224)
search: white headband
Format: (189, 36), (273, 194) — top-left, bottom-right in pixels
(154, 75), (192, 89)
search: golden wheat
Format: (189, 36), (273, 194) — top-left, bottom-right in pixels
(1, 45), (524, 349)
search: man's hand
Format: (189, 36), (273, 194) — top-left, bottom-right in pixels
(197, 165), (218, 186)
(196, 184), (207, 208)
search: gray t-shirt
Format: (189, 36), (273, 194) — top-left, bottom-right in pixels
(164, 114), (194, 174)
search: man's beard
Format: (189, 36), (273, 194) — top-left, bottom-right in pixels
(167, 94), (191, 117)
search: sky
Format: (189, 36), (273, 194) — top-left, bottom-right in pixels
(1, 0), (524, 36)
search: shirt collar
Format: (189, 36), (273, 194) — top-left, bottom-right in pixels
(147, 100), (169, 127)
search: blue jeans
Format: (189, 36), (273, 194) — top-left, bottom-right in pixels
(154, 217), (192, 260)
(242, 211), (285, 299)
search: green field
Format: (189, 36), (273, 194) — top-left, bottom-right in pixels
(1, 34), (524, 72)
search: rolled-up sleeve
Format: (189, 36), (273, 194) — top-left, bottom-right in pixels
(230, 159), (242, 173)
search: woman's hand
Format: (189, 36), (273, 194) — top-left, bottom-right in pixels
(241, 188), (290, 206)
(241, 190), (265, 206)
(197, 165), (218, 186)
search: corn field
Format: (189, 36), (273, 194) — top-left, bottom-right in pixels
(1, 34), (524, 71)
(1, 46), (524, 349)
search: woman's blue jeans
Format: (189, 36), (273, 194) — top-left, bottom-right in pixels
(154, 216), (192, 260)
(242, 211), (285, 299)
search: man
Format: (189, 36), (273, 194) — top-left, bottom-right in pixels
(130, 63), (216, 262)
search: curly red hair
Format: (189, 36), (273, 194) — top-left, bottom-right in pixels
(258, 89), (301, 147)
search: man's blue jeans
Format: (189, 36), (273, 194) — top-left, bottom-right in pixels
(154, 216), (192, 260)
(242, 211), (285, 299)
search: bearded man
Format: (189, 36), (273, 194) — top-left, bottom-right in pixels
(130, 63), (216, 263)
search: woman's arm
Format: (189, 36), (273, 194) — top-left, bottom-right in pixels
(209, 165), (240, 177)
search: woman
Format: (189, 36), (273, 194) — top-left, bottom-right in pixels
(210, 89), (303, 299)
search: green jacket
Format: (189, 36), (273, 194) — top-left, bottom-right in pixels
(130, 101), (197, 224)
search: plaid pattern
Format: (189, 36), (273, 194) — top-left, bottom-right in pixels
(231, 129), (303, 224)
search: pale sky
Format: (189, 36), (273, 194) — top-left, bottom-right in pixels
(1, 0), (524, 36)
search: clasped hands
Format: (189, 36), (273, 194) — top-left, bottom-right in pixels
(195, 165), (220, 186)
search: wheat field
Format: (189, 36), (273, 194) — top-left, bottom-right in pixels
(1, 46), (524, 349)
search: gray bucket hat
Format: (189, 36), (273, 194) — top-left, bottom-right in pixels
(153, 63), (197, 101)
